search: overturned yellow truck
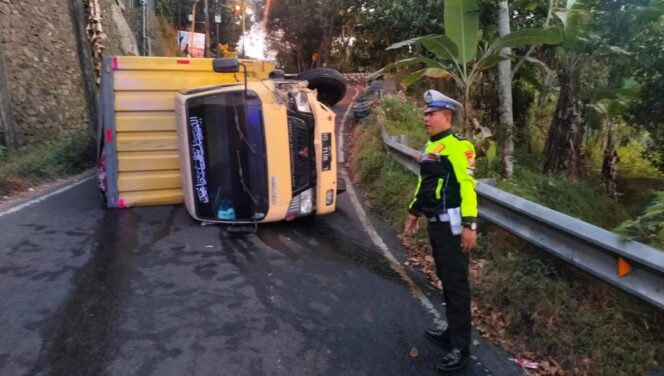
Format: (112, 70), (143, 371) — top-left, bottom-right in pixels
(97, 56), (344, 224)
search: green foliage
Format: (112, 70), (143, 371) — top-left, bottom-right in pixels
(380, 27), (560, 90)
(615, 192), (664, 249)
(497, 161), (631, 228)
(353, 114), (419, 227)
(627, 16), (664, 172)
(617, 139), (664, 180)
(266, 0), (357, 70)
(0, 131), (94, 185)
(381, 96), (429, 147)
(445, 0), (480, 66)
(553, 0), (664, 174)
(348, 0), (444, 70)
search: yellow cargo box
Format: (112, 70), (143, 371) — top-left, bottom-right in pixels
(98, 56), (275, 208)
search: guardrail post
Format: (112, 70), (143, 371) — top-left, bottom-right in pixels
(398, 134), (409, 146)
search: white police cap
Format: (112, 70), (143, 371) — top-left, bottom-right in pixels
(423, 90), (461, 113)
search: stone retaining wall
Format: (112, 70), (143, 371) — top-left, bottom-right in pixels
(0, 0), (126, 146)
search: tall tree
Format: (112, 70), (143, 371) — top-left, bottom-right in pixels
(542, 0), (658, 179)
(624, 2), (664, 172)
(349, 0), (444, 69)
(496, 0), (514, 176)
(588, 92), (635, 196)
(542, 0), (590, 179)
(265, 0), (355, 71)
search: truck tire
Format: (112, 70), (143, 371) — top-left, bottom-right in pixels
(336, 172), (347, 194)
(296, 68), (347, 107)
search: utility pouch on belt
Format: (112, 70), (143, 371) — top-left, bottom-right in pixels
(447, 207), (462, 235)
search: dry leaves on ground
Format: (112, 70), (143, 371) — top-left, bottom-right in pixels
(472, 299), (572, 376)
(398, 228), (572, 375)
(401, 237), (441, 290)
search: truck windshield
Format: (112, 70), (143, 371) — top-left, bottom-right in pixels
(185, 90), (268, 221)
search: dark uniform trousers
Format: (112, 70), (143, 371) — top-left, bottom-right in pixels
(428, 221), (471, 351)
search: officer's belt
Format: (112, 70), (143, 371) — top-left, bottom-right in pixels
(427, 213), (450, 223)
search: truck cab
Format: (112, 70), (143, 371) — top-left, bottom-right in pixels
(176, 71), (337, 223)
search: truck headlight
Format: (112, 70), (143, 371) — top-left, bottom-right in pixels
(299, 189), (313, 213)
(286, 188), (314, 219)
(290, 90), (311, 113)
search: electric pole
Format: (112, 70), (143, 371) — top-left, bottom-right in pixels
(215, 0), (220, 55)
(189, 0), (199, 57)
(241, 0), (245, 58)
(204, 0), (210, 57)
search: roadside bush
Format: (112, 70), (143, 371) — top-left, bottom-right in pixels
(0, 130), (94, 195)
(475, 231), (664, 375)
(381, 96), (428, 148)
(615, 192), (664, 248)
(498, 166), (631, 229)
(617, 138), (664, 179)
(351, 110), (418, 228)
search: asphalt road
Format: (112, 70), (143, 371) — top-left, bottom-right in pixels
(0, 87), (523, 376)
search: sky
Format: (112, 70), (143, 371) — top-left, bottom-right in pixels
(237, 22), (276, 60)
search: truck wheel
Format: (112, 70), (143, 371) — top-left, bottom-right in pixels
(296, 68), (347, 107)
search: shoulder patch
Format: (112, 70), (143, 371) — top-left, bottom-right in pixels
(464, 150), (476, 168)
(452, 133), (467, 140)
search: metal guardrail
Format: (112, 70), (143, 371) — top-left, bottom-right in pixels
(380, 127), (664, 309)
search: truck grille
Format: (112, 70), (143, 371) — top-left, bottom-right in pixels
(288, 114), (315, 195)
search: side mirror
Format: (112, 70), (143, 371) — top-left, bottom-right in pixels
(212, 58), (240, 73)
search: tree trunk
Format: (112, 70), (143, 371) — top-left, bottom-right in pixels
(497, 0), (514, 177)
(0, 42), (18, 153)
(601, 130), (619, 197)
(317, 21), (333, 68)
(543, 63), (584, 180)
(296, 46), (303, 72)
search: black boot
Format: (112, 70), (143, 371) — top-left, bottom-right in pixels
(424, 327), (451, 348)
(436, 349), (469, 373)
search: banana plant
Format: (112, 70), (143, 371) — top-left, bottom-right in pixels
(372, 0), (560, 136)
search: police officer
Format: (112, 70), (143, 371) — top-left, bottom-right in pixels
(403, 89), (478, 373)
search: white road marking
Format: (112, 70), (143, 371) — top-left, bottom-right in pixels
(337, 90), (445, 326)
(341, 170), (445, 327)
(0, 176), (94, 219)
(338, 87), (359, 164)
